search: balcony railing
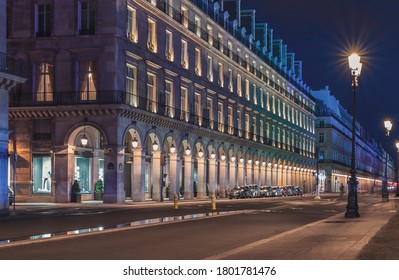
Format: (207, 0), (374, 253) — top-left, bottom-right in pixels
(10, 90), (314, 158)
(0, 52), (27, 78)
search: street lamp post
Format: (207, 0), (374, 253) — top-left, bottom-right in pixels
(382, 120), (392, 202)
(345, 53), (362, 218)
(395, 142), (399, 197)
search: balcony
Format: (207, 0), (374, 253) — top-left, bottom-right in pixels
(0, 52), (27, 78)
(10, 90), (314, 158)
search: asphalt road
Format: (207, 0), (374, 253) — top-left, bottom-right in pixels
(0, 195), (356, 260)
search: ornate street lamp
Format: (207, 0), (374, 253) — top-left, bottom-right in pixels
(132, 136), (138, 149)
(345, 53), (362, 218)
(382, 120), (392, 202)
(231, 154), (236, 162)
(152, 137), (159, 151)
(210, 150), (216, 159)
(185, 146), (191, 156)
(81, 126), (88, 147)
(221, 153), (226, 161)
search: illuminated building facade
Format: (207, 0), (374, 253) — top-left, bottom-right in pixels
(311, 86), (394, 193)
(0, 1), (26, 215)
(7, 0), (316, 203)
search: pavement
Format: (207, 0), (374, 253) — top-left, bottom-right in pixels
(1, 193), (399, 260)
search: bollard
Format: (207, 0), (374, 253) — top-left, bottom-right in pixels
(173, 193), (179, 209)
(211, 193), (216, 211)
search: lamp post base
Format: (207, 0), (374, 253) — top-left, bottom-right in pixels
(382, 180), (389, 203)
(345, 178), (360, 218)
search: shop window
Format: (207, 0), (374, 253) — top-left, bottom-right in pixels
(32, 156), (52, 194)
(75, 156), (92, 193)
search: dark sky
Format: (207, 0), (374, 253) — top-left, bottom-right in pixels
(243, 0), (399, 153)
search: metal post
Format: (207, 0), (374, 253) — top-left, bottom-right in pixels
(396, 149), (399, 197)
(12, 132), (17, 211)
(345, 74), (360, 218)
(315, 149), (321, 199)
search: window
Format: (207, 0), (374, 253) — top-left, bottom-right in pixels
(180, 87), (188, 121)
(165, 30), (174, 61)
(126, 64), (137, 106)
(207, 25), (213, 44)
(218, 62), (223, 87)
(79, 61), (97, 100)
(266, 92), (270, 111)
(277, 99), (281, 117)
(282, 102), (286, 119)
(245, 113), (250, 139)
(218, 102), (224, 132)
(181, 6), (188, 28)
(252, 115), (257, 141)
(195, 93), (202, 125)
(165, 80), (174, 117)
(228, 69), (233, 92)
(253, 84), (257, 105)
(237, 109), (242, 136)
(218, 34), (223, 52)
(79, 0), (95, 35)
(195, 48), (201, 75)
(127, 6), (137, 42)
(147, 73), (157, 113)
(245, 79), (250, 100)
(207, 56), (213, 81)
(181, 40), (188, 69)
(147, 18), (157, 52)
(228, 106), (234, 134)
(237, 74), (242, 96)
(260, 119), (264, 143)
(319, 132), (325, 143)
(266, 123), (270, 142)
(207, 97), (214, 129)
(32, 156), (52, 194)
(271, 125), (275, 146)
(260, 89), (264, 108)
(36, 62), (53, 102)
(195, 16), (201, 37)
(35, 4), (52, 37)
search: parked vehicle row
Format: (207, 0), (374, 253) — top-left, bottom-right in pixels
(229, 185), (303, 199)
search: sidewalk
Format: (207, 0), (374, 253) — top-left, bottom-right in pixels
(206, 196), (399, 260)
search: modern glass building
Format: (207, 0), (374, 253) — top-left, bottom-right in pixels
(7, 0), (316, 203)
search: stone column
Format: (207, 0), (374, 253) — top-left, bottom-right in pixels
(53, 145), (74, 203)
(266, 164), (272, 186)
(151, 150), (162, 201)
(218, 160), (227, 197)
(184, 155), (194, 200)
(208, 158), (217, 194)
(132, 148), (145, 201)
(229, 160), (237, 189)
(103, 145), (125, 203)
(246, 163), (252, 185)
(272, 165), (278, 186)
(237, 161), (244, 186)
(254, 163), (260, 185)
(196, 156), (206, 198)
(260, 163), (266, 186)
(288, 167), (293, 185)
(91, 149), (100, 199)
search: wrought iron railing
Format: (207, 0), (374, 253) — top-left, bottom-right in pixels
(10, 90), (314, 158)
(0, 52), (27, 78)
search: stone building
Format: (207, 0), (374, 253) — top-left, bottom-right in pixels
(7, 0), (316, 203)
(311, 86), (394, 193)
(1, 0), (26, 215)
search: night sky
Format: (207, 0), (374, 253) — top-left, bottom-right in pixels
(243, 0), (399, 154)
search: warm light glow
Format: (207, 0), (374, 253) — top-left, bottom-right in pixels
(81, 134), (88, 147)
(132, 137), (138, 149)
(396, 142), (399, 150)
(210, 150), (216, 159)
(262, 161), (266, 167)
(348, 53), (362, 76)
(152, 139), (159, 151)
(170, 143), (176, 154)
(248, 159), (252, 165)
(198, 149), (204, 158)
(231, 155), (236, 162)
(384, 120), (393, 131)
(239, 157), (244, 164)
(221, 154), (226, 161)
(255, 160), (259, 166)
(185, 146), (191, 156)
